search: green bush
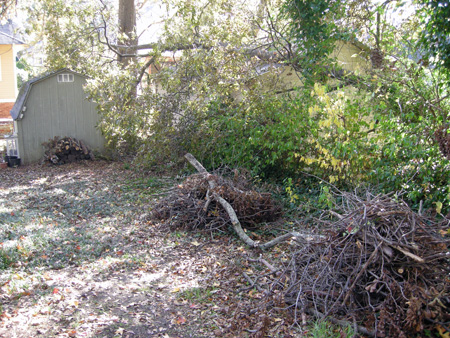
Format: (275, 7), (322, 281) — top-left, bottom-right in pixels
(110, 60), (449, 216)
(186, 85), (376, 184)
(369, 111), (450, 215)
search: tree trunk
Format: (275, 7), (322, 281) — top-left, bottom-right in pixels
(118, 0), (137, 65)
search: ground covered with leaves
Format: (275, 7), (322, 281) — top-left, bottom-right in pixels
(1, 161), (449, 338)
(0, 161), (302, 338)
(148, 164), (450, 337)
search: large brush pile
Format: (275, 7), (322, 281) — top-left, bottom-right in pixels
(281, 193), (449, 337)
(150, 170), (282, 231)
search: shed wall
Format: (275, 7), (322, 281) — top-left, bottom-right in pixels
(17, 73), (104, 164)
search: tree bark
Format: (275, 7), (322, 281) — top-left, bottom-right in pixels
(118, 0), (137, 65)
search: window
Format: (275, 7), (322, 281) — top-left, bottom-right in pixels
(57, 73), (74, 83)
(6, 137), (19, 157)
(35, 57), (44, 66)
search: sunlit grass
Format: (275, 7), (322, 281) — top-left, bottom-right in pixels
(0, 171), (163, 274)
(306, 319), (355, 338)
(178, 286), (218, 303)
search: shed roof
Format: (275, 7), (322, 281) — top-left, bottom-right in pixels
(0, 21), (25, 45)
(10, 69), (87, 120)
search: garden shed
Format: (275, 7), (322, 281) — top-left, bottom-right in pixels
(10, 69), (105, 164)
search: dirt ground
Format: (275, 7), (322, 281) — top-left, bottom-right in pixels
(0, 161), (298, 338)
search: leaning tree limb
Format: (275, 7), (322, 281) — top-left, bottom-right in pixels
(184, 153), (320, 250)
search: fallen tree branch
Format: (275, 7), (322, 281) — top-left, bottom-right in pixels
(184, 153), (316, 250)
(392, 244), (425, 263)
(203, 189), (212, 212)
(248, 256), (278, 273)
(242, 272), (264, 292)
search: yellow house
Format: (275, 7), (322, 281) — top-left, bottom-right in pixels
(0, 21), (25, 128)
(259, 40), (371, 95)
(0, 21), (25, 162)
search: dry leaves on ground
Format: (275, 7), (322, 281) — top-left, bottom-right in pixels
(0, 161), (299, 338)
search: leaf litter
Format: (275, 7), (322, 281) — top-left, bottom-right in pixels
(147, 164), (450, 337)
(3, 161), (447, 337)
(0, 161), (298, 337)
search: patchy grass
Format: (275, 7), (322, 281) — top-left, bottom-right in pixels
(1, 161), (360, 338)
(307, 320), (355, 338)
(177, 286), (219, 304)
(0, 161), (310, 337)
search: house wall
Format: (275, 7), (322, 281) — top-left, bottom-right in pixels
(277, 41), (370, 91)
(17, 73), (105, 164)
(231, 42), (370, 101)
(0, 44), (16, 101)
(331, 41), (370, 74)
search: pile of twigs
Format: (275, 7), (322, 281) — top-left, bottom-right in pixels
(278, 192), (450, 337)
(150, 169), (282, 231)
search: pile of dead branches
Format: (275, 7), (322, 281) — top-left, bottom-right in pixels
(42, 136), (94, 164)
(278, 192), (450, 337)
(150, 169), (282, 232)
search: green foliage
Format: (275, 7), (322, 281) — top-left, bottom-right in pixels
(300, 84), (375, 185)
(308, 319), (355, 338)
(418, 0), (450, 71)
(81, 0), (272, 163)
(147, 82), (376, 186)
(318, 185), (335, 209)
(24, 0), (115, 75)
(285, 178), (300, 205)
(16, 57), (32, 89)
(368, 72), (450, 214)
(194, 96), (309, 176)
(282, 0), (347, 81)
(24, 0), (449, 216)
(193, 94), (310, 176)
(85, 63), (153, 153)
(183, 68), (449, 214)
(370, 138), (450, 215)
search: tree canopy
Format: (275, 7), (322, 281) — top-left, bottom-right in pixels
(9, 0), (450, 215)
(0, 0), (16, 18)
(418, 0), (450, 71)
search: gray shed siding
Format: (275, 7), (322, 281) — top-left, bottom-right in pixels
(16, 73), (104, 164)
